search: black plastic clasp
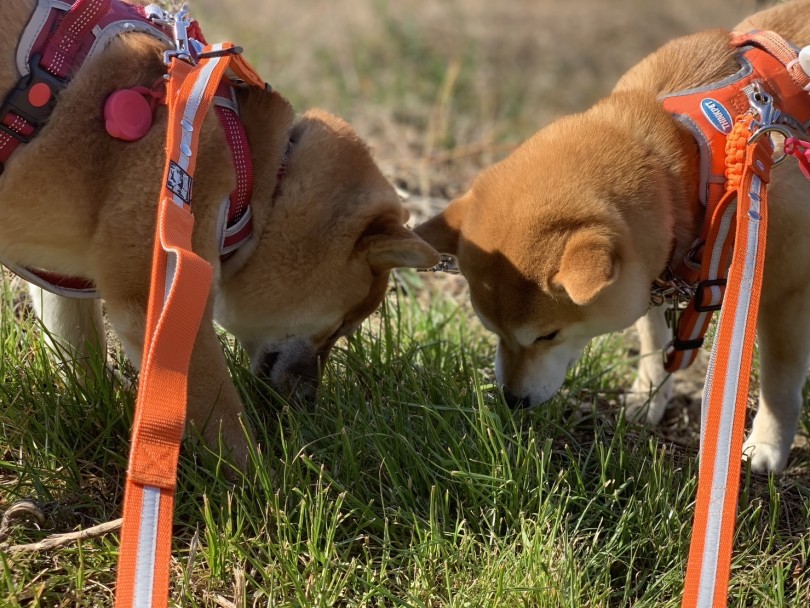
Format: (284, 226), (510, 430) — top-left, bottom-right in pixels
(671, 337), (705, 351)
(0, 54), (67, 144)
(197, 46), (243, 60)
(693, 278), (727, 313)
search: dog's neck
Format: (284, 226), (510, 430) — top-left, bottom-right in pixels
(609, 30), (746, 270)
(586, 91), (702, 283)
(216, 86), (296, 280)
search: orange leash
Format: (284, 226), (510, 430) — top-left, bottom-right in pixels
(115, 38), (265, 608)
(681, 114), (773, 607)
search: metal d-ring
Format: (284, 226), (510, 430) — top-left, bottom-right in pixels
(748, 124), (792, 166)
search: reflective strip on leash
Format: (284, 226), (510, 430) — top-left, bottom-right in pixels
(681, 118), (773, 608)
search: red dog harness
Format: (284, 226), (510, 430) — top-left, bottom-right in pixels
(658, 30), (810, 371)
(0, 0), (258, 296)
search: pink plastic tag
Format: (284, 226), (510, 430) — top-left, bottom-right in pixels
(104, 88), (154, 142)
(785, 137), (810, 180)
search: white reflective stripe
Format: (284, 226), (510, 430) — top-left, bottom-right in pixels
(216, 196), (231, 249)
(697, 199), (738, 433)
(85, 20), (172, 65)
(222, 206), (252, 238)
(707, 201), (737, 278)
(164, 252), (178, 307)
(213, 91), (239, 114)
(133, 485), (162, 608)
(220, 207), (253, 255)
(688, 312), (708, 342)
(684, 201), (737, 345)
(0, 259), (99, 299)
(696, 175), (763, 607)
(16, 0), (64, 76)
(176, 44), (226, 175)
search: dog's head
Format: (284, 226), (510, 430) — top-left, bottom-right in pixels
(215, 104), (438, 401)
(416, 112), (675, 407)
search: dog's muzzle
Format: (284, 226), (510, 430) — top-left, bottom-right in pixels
(255, 342), (321, 402)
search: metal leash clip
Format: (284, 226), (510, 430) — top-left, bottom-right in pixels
(419, 254), (461, 275)
(145, 4), (203, 66)
(745, 81), (802, 165)
(649, 267), (696, 309)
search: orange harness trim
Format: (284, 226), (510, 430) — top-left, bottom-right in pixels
(661, 30), (810, 372)
(114, 40), (265, 608)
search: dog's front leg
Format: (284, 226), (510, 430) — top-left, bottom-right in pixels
(186, 317), (255, 468)
(743, 290), (809, 473)
(625, 304), (673, 424)
(104, 296), (253, 469)
(28, 284), (106, 378)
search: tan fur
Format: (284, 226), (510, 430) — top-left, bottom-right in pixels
(0, 0), (439, 465)
(417, 0), (810, 472)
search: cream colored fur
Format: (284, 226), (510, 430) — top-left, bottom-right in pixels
(417, 0), (810, 473)
(0, 0), (439, 465)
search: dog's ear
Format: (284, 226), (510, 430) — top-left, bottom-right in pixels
(552, 228), (619, 305)
(414, 193), (473, 255)
(364, 220), (441, 271)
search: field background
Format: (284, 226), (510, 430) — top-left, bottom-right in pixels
(3, 0), (810, 606)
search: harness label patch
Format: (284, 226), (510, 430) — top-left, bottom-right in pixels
(167, 161), (193, 204)
(700, 98), (733, 134)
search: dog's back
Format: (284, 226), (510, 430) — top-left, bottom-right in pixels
(0, 1), (36, 90)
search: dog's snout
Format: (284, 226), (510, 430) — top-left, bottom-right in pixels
(289, 356), (320, 385)
(287, 356), (321, 402)
(503, 389), (530, 410)
(254, 344), (324, 403)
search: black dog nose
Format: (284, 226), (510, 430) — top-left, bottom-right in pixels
(503, 390), (530, 410)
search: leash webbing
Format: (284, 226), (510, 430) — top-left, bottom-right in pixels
(681, 117), (773, 608)
(115, 42), (264, 608)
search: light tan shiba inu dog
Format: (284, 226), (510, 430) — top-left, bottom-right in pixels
(0, 0), (438, 464)
(417, 0), (810, 473)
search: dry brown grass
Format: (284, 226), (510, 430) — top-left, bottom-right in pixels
(194, 0), (762, 198)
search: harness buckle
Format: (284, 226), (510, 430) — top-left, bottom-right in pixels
(669, 336), (705, 351)
(745, 82), (798, 165)
(146, 4), (202, 66)
(693, 278), (727, 312)
(0, 54), (67, 143)
(418, 254), (461, 275)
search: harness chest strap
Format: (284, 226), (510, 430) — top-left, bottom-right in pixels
(660, 30), (810, 371)
(115, 43), (265, 608)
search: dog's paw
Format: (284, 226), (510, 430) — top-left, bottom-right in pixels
(624, 377), (672, 425)
(742, 437), (790, 473)
(191, 414), (255, 476)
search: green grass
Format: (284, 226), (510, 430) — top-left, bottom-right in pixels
(1, 272), (809, 607)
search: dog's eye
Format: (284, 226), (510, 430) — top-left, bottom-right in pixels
(535, 330), (559, 343)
